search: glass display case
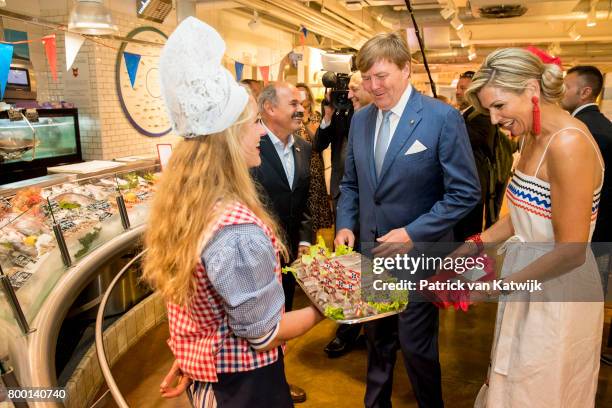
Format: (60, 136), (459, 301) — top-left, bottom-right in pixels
(0, 108), (82, 185)
(0, 164), (160, 322)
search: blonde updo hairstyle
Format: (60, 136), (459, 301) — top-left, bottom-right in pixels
(465, 48), (564, 113)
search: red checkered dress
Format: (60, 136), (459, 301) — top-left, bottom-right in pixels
(166, 202), (283, 382)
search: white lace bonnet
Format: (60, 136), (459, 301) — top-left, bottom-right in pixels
(159, 17), (248, 138)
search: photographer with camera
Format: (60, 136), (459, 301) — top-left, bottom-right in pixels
(314, 70), (373, 358)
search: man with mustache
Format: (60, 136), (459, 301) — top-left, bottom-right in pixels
(251, 82), (313, 403)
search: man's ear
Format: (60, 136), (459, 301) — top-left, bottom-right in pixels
(580, 86), (594, 101)
(263, 100), (274, 116)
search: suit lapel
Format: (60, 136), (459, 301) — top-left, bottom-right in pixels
(377, 90), (423, 183)
(364, 106), (379, 191)
(261, 134), (291, 189)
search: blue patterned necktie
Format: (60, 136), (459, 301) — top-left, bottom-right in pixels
(375, 110), (392, 178)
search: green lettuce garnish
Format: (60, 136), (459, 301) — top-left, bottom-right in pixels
(59, 201), (81, 209)
(281, 266), (298, 278)
(324, 306), (345, 320)
(334, 244), (354, 256)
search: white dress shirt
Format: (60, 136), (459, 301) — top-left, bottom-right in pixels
(374, 84), (413, 152)
(262, 122), (295, 188)
(571, 102), (599, 117)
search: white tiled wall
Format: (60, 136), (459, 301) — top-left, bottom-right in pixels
(26, 2), (182, 160)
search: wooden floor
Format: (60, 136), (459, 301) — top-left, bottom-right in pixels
(106, 291), (612, 407)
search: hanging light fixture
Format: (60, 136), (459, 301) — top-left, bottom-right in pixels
(457, 27), (471, 47)
(68, 0), (118, 35)
(568, 23), (581, 41)
(468, 44), (477, 61)
(450, 15), (464, 31)
(248, 10), (261, 31)
(586, 0), (598, 27)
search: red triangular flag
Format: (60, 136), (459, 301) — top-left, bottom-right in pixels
(259, 66), (270, 85)
(42, 35), (57, 82)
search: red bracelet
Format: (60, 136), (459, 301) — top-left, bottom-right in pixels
(466, 233), (485, 253)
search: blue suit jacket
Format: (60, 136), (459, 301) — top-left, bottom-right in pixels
(336, 90), (481, 244)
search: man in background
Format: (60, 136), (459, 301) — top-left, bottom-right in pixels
(561, 65), (612, 365)
(314, 71), (374, 358)
(252, 82), (313, 402)
(454, 71), (514, 241)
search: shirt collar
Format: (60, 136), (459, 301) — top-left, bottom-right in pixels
(571, 102), (598, 117)
(262, 122), (294, 149)
(379, 84), (413, 119)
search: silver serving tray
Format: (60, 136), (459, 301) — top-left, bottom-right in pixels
(295, 276), (405, 325)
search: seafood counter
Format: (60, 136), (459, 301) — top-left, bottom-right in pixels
(0, 164), (159, 398)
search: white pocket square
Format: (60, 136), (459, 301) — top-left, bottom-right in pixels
(405, 140), (427, 155)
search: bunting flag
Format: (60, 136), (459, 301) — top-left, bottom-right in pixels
(301, 26), (308, 38)
(123, 52), (142, 88)
(41, 35), (57, 82)
(0, 43), (14, 99)
(314, 34), (323, 45)
(234, 61), (244, 81)
(259, 65), (270, 85)
(65, 32), (85, 70)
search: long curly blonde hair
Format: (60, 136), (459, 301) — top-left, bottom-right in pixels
(142, 101), (287, 306)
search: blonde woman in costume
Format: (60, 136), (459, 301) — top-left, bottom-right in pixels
(143, 17), (322, 408)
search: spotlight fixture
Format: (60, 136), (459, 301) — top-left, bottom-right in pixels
(586, 13), (596, 27)
(457, 27), (471, 47)
(248, 10), (261, 31)
(68, 0), (118, 35)
(568, 23), (581, 41)
(450, 15), (464, 31)
(468, 44), (477, 61)
(587, 1), (598, 27)
(440, 6), (456, 20)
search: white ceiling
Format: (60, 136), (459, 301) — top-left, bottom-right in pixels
(194, 0), (612, 68)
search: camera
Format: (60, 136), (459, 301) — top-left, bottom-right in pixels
(322, 72), (352, 111)
(321, 52), (355, 112)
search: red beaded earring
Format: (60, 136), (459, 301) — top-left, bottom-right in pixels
(531, 96), (541, 135)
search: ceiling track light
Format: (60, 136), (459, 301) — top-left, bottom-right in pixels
(440, 6), (456, 20)
(468, 44), (477, 61)
(587, 0), (598, 27)
(248, 10), (261, 31)
(450, 15), (464, 31)
(457, 27), (471, 47)
(568, 23), (581, 41)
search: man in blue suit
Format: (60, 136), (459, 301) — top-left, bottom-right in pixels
(335, 33), (480, 408)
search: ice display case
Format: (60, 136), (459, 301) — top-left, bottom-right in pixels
(0, 108), (82, 185)
(0, 163), (159, 406)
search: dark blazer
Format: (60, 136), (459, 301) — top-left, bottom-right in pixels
(251, 134), (313, 260)
(313, 109), (353, 203)
(337, 90), (481, 244)
(575, 105), (612, 243)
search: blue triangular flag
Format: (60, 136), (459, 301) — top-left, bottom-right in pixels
(235, 61), (244, 81)
(0, 43), (14, 100)
(123, 51), (141, 88)
(301, 26), (308, 38)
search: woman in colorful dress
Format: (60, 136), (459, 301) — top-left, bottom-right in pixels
(142, 17), (322, 407)
(295, 83), (334, 233)
(465, 48), (604, 407)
